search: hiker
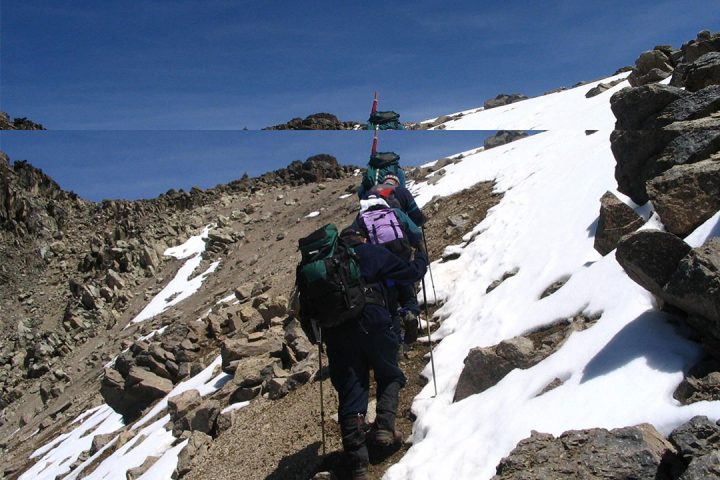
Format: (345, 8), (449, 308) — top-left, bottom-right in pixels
(357, 151), (406, 199)
(364, 174), (426, 233)
(352, 193), (426, 348)
(296, 225), (428, 480)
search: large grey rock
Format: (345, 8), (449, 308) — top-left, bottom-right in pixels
(484, 94), (528, 109)
(674, 357), (720, 404)
(256, 295), (288, 322)
(679, 452), (720, 480)
(669, 415), (720, 460)
(231, 355), (278, 387)
(172, 400), (220, 436)
(682, 31), (720, 64)
(167, 389), (202, 421)
(594, 191), (644, 255)
(683, 52), (720, 92)
(664, 238), (720, 331)
(454, 337), (535, 402)
(627, 49), (675, 87)
(654, 85), (720, 127)
(174, 431), (212, 478)
(610, 129), (679, 204)
(647, 159), (720, 237)
(493, 424), (675, 480)
(125, 366), (174, 398)
(127, 456), (160, 480)
(284, 318), (313, 362)
(615, 230), (693, 298)
(653, 129), (720, 177)
(484, 131), (529, 149)
(220, 337), (283, 371)
(668, 416), (720, 479)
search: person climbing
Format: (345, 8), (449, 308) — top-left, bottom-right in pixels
(361, 180), (427, 352)
(296, 226), (428, 480)
(357, 151), (406, 199)
(365, 173), (426, 232)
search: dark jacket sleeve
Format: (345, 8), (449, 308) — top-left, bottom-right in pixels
(297, 288), (319, 344)
(396, 186), (427, 227)
(356, 243), (428, 286)
(395, 209), (422, 249)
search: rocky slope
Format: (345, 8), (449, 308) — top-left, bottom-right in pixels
(1, 29), (719, 480)
(0, 112), (45, 130)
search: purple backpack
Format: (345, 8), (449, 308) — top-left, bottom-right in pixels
(360, 208), (410, 256)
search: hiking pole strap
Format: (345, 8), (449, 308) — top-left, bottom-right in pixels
(421, 277), (438, 397)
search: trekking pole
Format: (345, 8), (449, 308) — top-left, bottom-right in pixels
(371, 125), (379, 156)
(371, 91), (378, 114)
(317, 327), (327, 456)
(421, 226), (438, 304)
(421, 277), (438, 397)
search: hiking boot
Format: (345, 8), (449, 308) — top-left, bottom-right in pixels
(401, 310), (419, 345)
(350, 464), (368, 480)
(368, 427), (403, 448)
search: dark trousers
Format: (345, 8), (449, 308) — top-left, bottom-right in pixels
(325, 321), (406, 466)
(396, 282), (420, 314)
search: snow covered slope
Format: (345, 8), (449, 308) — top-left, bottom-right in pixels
(424, 72), (630, 130)
(386, 80), (720, 479)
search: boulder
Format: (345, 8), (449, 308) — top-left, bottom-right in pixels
(232, 355), (278, 387)
(615, 230), (692, 298)
(682, 30), (720, 64)
(284, 318), (313, 361)
(454, 337), (534, 402)
(125, 366), (174, 398)
(627, 49), (675, 87)
(483, 131), (529, 149)
(172, 400), (221, 436)
(585, 78), (625, 98)
(675, 357), (720, 404)
(610, 83), (686, 130)
(653, 85), (720, 127)
(175, 431), (212, 478)
(256, 295), (288, 322)
(610, 129), (679, 204)
(235, 305), (265, 332)
(594, 191), (644, 255)
(493, 424), (675, 479)
(484, 94), (528, 109)
(647, 158), (720, 237)
(668, 416), (720, 479)
(663, 238), (720, 331)
(167, 389), (202, 421)
(221, 337), (283, 371)
(682, 52), (720, 92)
(127, 456), (160, 480)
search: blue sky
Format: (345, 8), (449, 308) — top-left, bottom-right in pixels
(0, 130), (495, 200)
(3, 1), (718, 129)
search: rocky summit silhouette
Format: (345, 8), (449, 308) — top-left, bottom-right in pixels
(1, 30), (720, 480)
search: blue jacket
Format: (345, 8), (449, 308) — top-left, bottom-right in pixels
(299, 242), (428, 343)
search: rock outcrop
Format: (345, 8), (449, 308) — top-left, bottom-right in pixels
(263, 113), (360, 130)
(483, 131), (529, 149)
(593, 191), (644, 255)
(454, 314), (599, 402)
(0, 112), (45, 130)
(493, 424), (677, 479)
(483, 94), (529, 109)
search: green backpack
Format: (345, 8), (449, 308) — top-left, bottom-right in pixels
(361, 152), (406, 194)
(296, 224), (377, 328)
(367, 111), (404, 130)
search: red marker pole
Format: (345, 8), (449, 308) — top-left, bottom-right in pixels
(371, 91), (378, 114)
